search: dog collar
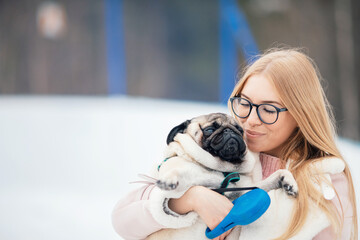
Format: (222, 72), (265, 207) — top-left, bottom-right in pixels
(220, 172), (240, 189)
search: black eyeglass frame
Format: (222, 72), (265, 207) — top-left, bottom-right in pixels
(230, 97), (288, 125)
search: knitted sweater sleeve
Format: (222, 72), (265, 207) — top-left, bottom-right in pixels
(111, 181), (198, 240)
(111, 184), (165, 240)
(313, 173), (354, 239)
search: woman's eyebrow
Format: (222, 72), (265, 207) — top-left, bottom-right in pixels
(240, 93), (284, 106)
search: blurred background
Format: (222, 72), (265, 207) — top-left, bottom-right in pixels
(1, 0), (360, 139)
(0, 0), (359, 239)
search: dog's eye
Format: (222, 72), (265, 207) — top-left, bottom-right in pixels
(203, 127), (215, 136)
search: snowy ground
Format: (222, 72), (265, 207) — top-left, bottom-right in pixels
(0, 96), (358, 240)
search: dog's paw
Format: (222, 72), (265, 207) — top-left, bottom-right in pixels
(156, 180), (178, 190)
(156, 175), (179, 191)
(278, 172), (298, 197)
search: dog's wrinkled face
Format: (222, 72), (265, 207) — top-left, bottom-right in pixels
(167, 113), (247, 164)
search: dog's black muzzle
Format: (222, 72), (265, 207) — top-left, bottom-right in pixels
(206, 128), (246, 163)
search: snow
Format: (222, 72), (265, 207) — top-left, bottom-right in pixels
(0, 96), (358, 240)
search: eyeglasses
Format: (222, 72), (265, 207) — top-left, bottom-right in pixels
(230, 97), (288, 124)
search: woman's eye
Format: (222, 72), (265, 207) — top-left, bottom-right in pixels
(260, 105), (277, 114)
(264, 108), (276, 114)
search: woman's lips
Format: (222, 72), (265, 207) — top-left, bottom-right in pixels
(245, 130), (265, 138)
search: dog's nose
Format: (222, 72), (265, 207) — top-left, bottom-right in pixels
(225, 138), (238, 153)
(219, 136), (247, 163)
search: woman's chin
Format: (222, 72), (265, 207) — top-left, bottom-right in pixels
(247, 144), (263, 153)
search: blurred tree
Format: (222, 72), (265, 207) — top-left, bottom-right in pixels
(0, 0), (107, 94)
(351, 0), (360, 140)
(334, 0), (358, 140)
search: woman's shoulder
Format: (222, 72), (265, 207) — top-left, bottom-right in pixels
(330, 172), (353, 217)
(310, 157), (345, 175)
(296, 157), (346, 201)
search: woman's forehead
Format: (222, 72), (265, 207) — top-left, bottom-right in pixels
(241, 75), (283, 105)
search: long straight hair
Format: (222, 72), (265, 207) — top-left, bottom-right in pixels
(228, 48), (358, 239)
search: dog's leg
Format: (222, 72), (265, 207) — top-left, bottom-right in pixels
(255, 169), (298, 197)
(156, 157), (224, 193)
(156, 156), (188, 191)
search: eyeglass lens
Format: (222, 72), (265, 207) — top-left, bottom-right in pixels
(232, 98), (278, 124)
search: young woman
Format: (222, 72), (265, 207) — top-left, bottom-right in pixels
(112, 48), (358, 240)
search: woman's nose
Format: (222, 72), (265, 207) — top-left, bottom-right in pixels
(247, 108), (262, 126)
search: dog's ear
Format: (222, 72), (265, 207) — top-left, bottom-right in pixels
(166, 120), (191, 145)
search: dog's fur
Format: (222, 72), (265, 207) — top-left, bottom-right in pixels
(146, 113), (298, 240)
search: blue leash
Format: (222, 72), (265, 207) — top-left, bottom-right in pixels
(205, 188), (270, 239)
(205, 175), (271, 239)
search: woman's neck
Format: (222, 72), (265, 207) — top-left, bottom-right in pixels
(259, 152), (281, 179)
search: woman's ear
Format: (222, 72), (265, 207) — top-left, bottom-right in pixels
(166, 120), (191, 145)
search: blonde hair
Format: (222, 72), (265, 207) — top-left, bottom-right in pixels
(228, 48), (358, 239)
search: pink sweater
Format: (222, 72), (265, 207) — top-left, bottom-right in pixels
(112, 153), (353, 240)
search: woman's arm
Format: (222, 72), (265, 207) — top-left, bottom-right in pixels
(111, 184), (165, 240)
(112, 184), (234, 240)
(169, 186), (233, 229)
(313, 173), (354, 239)
(169, 186), (234, 240)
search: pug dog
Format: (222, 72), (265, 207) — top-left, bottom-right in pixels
(146, 113), (298, 240)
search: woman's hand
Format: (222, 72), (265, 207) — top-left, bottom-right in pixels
(168, 186), (234, 240)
